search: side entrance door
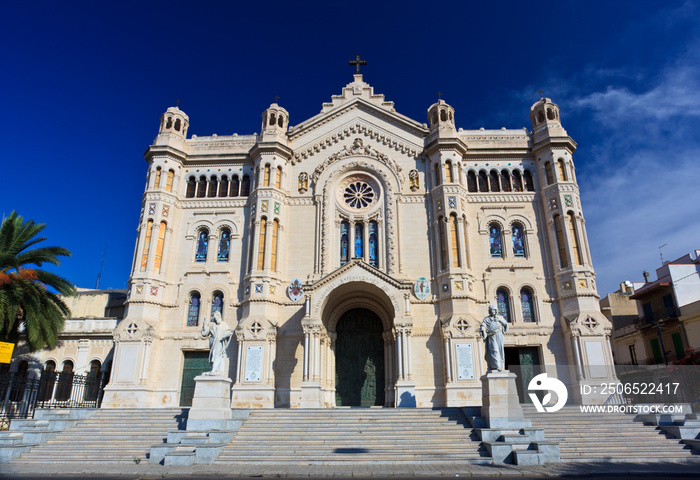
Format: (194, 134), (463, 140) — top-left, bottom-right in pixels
(179, 351), (210, 407)
(504, 346), (542, 403)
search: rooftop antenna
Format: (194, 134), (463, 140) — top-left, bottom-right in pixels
(95, 245), (107, 289)
(658, 243), (668, 266)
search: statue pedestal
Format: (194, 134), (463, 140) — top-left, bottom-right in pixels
(481, 370), (527, 428)
(187, 374), (232, 430)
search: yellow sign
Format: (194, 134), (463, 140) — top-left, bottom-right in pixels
(0, 342), (14, 364)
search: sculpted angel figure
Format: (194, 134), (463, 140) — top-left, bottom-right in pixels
(479, 304), (509, 372)
(201, 311), (234, 375)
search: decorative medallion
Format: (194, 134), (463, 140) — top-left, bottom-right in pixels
(455, 318), (469, 333)
(455, 281), (464, 291)
(269, 285), (276, 295)
(150, 286), (158, 296)
(162, 205), (170, 217)
(448, 196), (456, 209)
(582, 316), (599, 331)
(442, 284), (449, 293)
(250, 321), (263, 336)
(413, 277), (430, 300)
(287, 279), (304, 302)
(261, 200), (268, 213)
(135, 285), (143, 295)
(126, 322), (139, 336)
(563, 281), (572, 290)
(578, 279), (588, 289)
(148, 203), (156, 215)
(564, 195), (573, 208)
(273, 202), (280, 215)
(254, 284), (263, 294)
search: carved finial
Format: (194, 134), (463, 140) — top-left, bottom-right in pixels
(349, 54), (367, 74)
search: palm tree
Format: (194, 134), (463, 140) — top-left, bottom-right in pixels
(0, 211), (75, 351)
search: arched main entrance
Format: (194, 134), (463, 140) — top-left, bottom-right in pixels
(335, 308), (385, 406)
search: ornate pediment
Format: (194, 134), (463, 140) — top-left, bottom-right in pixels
(311, 136), (405, 184)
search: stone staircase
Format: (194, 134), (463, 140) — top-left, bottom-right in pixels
(216, 408), (490, 465)
(13, 409), (186, 464)
(522, 405), (700, 463)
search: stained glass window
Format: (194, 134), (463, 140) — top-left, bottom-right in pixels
(340, 222), (349, 265)
(449, 214), (460, 267)
(154, 167), (162, 189)
(521, 288), (535, 323)
(187, 292), (200, 327)
(445, 161), (453, 183)
(489, 224), (502, 258)
(553, 215), (568, 268)
(557, 159), (568, 181)
(166, 170), (174, 192)
(140, 220), (153, 272)
(270, 220), (279, 271)
(264, 165), (271, 186)
(568, 212), (583, 266)
(211, 292), (223, 319)
(438, 217), (447, 270)
(512, 224), (525, 257)
(343, 182), (374, 209)
(497, 288), (511, 323)
(276, 167), (282, 189)
(153, 222), (166, 273)
(218, 228), (230, 261)
(195, 229), (208, 262)
(545, 162), (554, 185)
(257, 218), (267, 270)
(369, 221), (378, 267)
(354, 223), (363, 258)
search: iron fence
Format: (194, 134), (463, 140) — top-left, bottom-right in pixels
(0, 371), (104, 428)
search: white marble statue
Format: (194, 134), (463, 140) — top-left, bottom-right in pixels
(201, 311), (233, 375)
(479, 305), (509, 372)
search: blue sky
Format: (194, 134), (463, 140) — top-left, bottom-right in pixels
(1, 1), (699, 296)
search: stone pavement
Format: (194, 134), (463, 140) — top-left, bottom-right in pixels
(3, 461), (700, 478)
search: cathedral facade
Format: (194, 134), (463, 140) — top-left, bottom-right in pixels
(102, 73), (613, 409)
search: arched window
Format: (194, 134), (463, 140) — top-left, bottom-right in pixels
(557, 159), (568, 181)
(208, 177), (218, 197)
(496, 288), (511, 323)
(278, 116), (284, 128)
(154, 167), (162, 189)
(264, 165), (271, 187)
(211, 291), (224, 319)
(354, 223), (363, 258)
(56, 360), (74, 402)
(467, 171), (477, 192)
(438, 217), (448, 270)
(275, 166), (282, 189)
(368, 221), (378, 267)
(521, 288), (535, 323)
(553, 214), (568, 268)
(219, 176), (229, 198)
(449, 214), (460, 267)
(230, 175), (240, 197)
(340, 221), (349, 265)
(478, 171), (488, 192)
(501, 170), (512, 192)
(241, 175), (250, 196)
(197, 176), (207, 198)
(174, 118), (181, 131)
(186, 177), (196, 198)
(270, 219), (279, 271)
(434, 163), (441, 186)
(40, 360), (56, 402)
(257, 217), (267, 270)
(217, 228), (230, 261)
(195, 229), (208, 262)
(84, 360), (101, 401)
(523, 170), (534, 191)
(166, 170), (174, 192)
(166, 117), (173, 129)
(153, 222), (166, 273)
(187, 292), (201, 326)
(544, 162), (554, 185)
(445, 161), (453, 183)
(489, 224), (502, 258)
(512, 223), (526, 258)
(568, 212), (583, 265)
(140, 220), (153, 272)
(512, 171), (523, 192)
(489, 170), (500, 192)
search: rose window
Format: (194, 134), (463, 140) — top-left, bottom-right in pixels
(343, 182), (375, 209)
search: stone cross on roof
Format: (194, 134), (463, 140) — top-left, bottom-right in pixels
(349, 54), (367, 74)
